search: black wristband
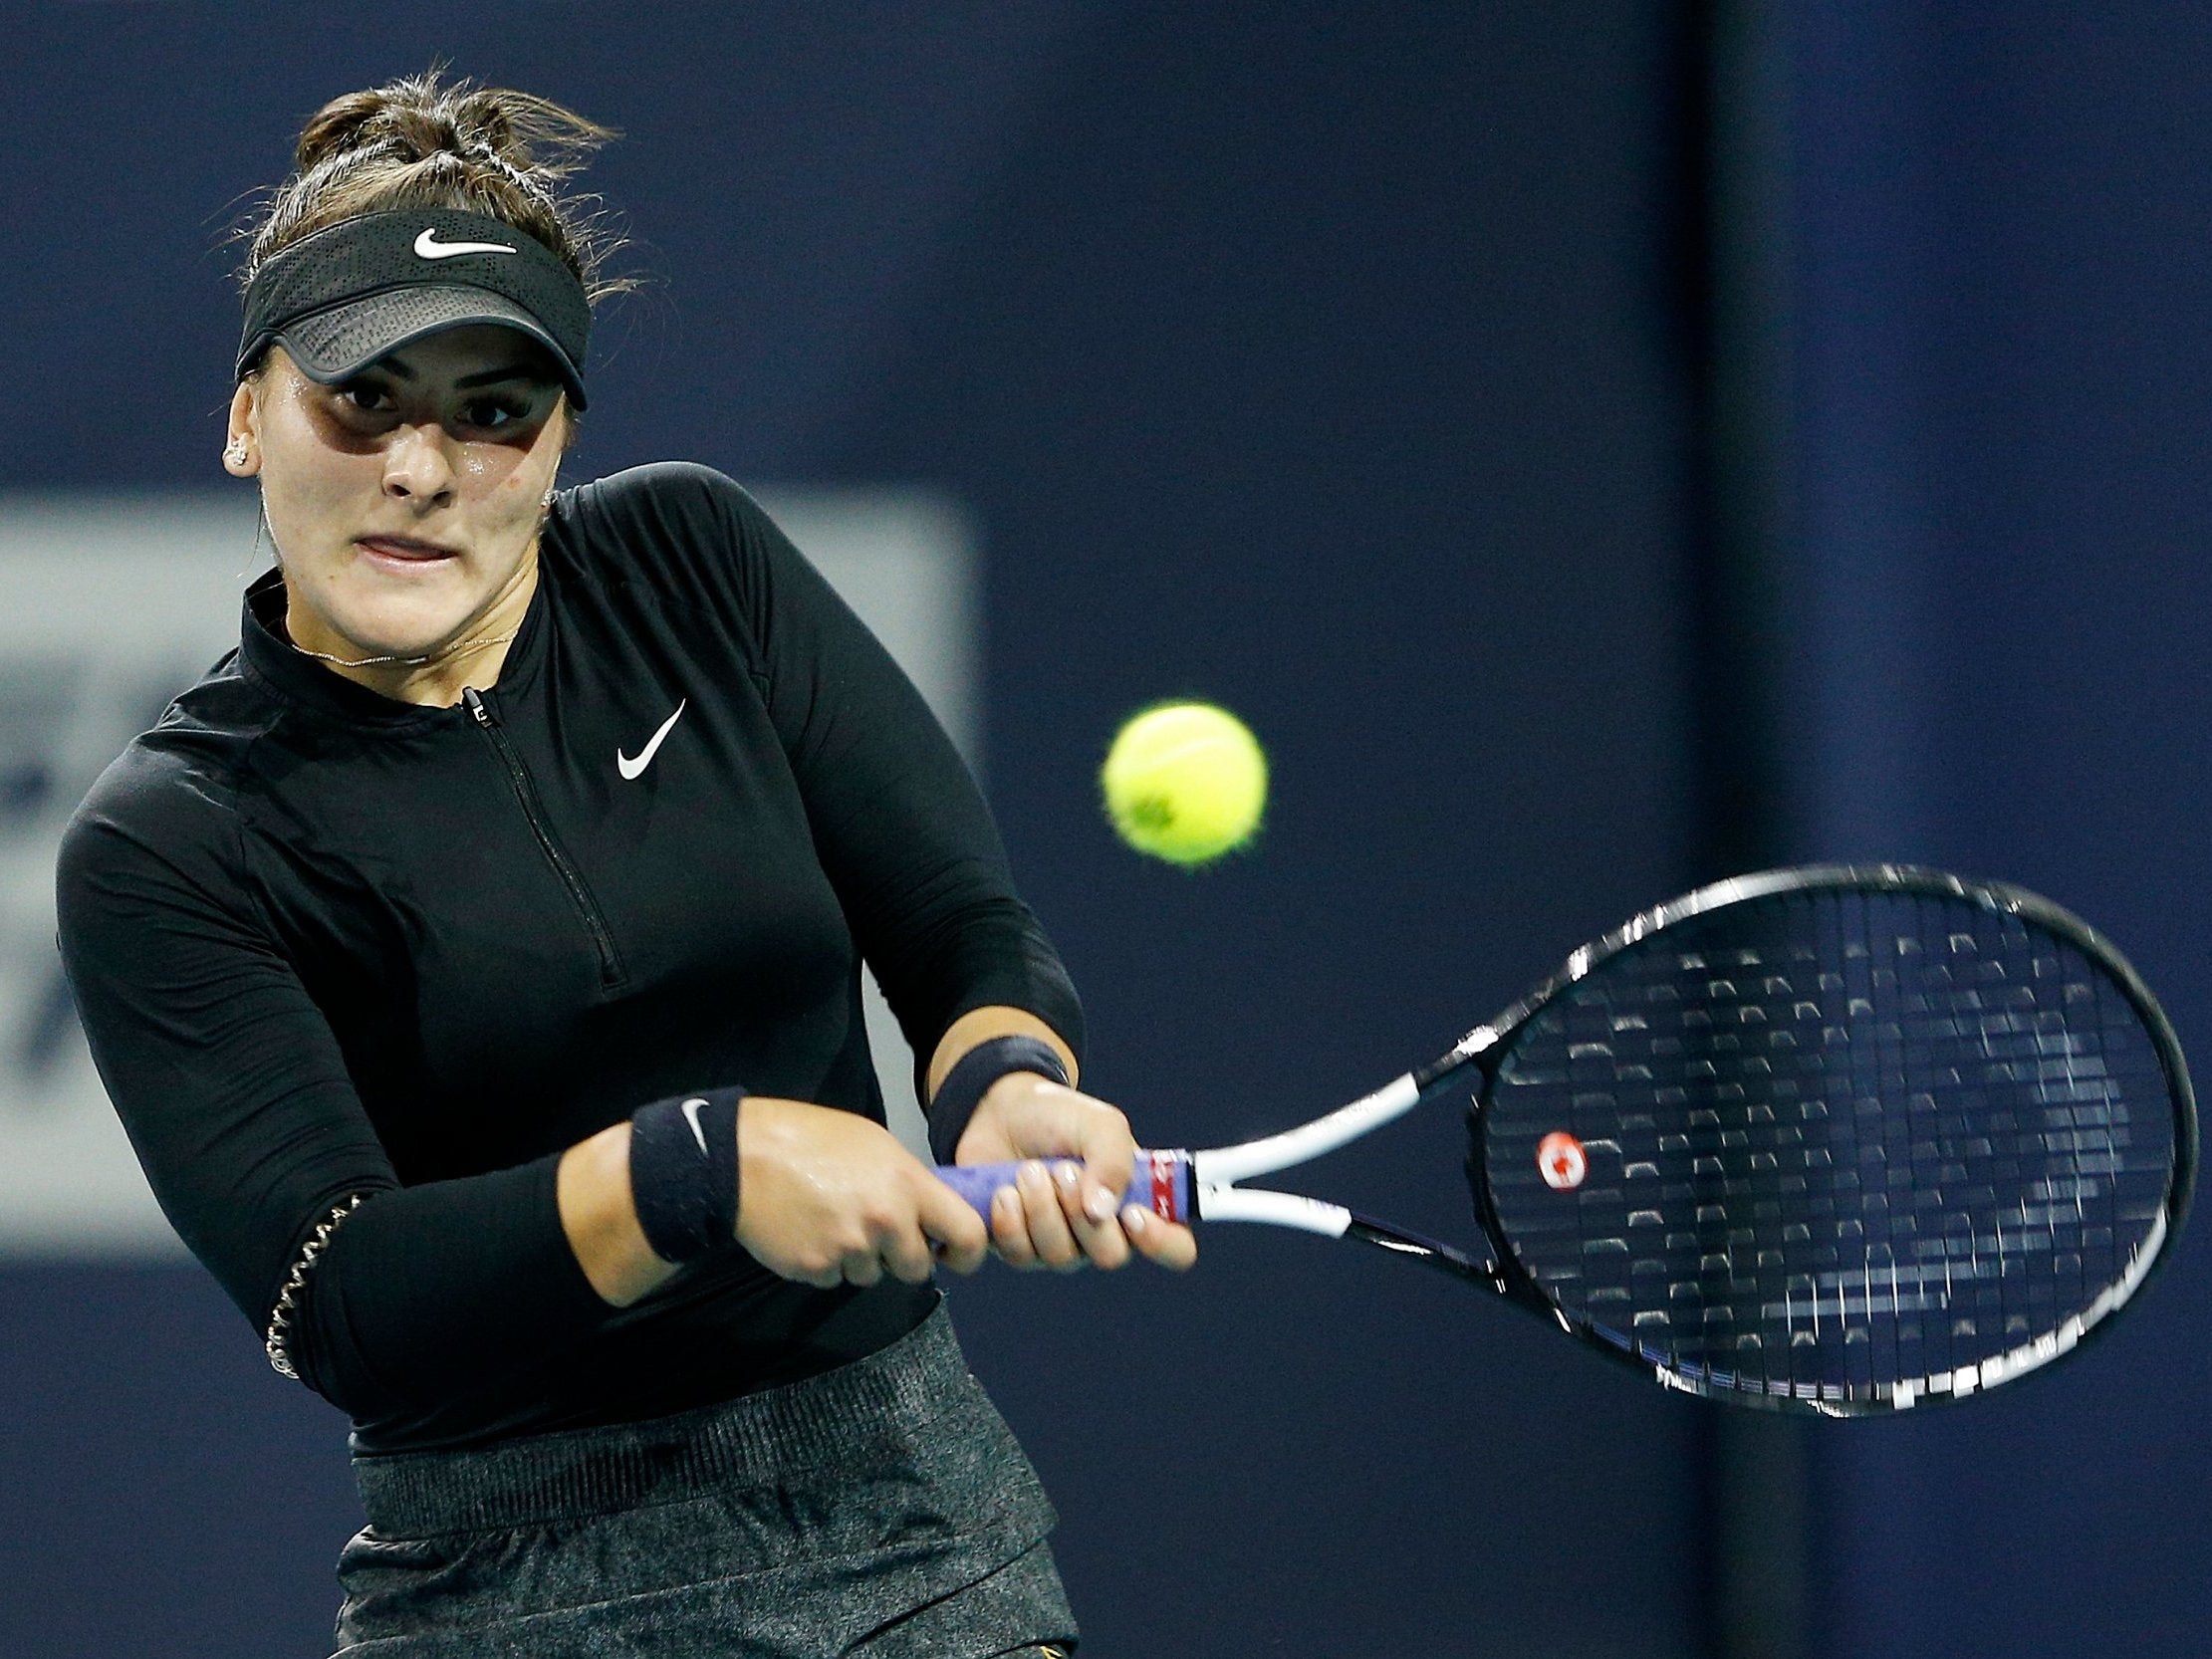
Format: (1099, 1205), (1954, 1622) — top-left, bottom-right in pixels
(628, 1085), (744, 1264)
(927, 1034), (1071, 1164)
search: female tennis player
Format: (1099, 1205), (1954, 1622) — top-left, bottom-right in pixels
(55, 71), (1191, 1657)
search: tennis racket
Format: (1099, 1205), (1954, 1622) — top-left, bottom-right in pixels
(937, 866), (2195, 1415)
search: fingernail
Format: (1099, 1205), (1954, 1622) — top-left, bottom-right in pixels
(1121, 1203), (1150, 1233)
(1021, 1160), (1047, 1183)
(1085, 1186), (1117, 1224)
(1054, 1162), (1080, 1191)
(994, 1187), (1019, 1214)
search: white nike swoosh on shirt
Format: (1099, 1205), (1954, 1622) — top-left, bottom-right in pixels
(616, 700), (687, 781)
(414, 227), (518, 259)
(680, 1097), (710, 1153)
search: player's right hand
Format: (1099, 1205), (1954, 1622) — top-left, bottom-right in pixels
(735, 1096), (990, 1287)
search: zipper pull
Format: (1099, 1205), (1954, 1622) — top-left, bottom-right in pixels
(463, 686), (492, 727)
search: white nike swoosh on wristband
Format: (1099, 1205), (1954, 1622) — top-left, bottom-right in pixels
(617, 700), (687, 781)
(414, 227), (518, 259)
(680, 1097), (710, 1154)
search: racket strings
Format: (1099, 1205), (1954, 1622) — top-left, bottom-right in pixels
(1480, 886), (2177, 1409)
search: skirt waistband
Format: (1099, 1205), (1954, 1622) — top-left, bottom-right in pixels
(352, 1303), (972, 1538)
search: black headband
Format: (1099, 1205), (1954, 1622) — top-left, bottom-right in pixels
(237, 208), (592, 409)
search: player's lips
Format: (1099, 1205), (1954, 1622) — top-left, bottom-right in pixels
(355, 534), (462, 566)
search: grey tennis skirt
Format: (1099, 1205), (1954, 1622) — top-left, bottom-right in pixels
(331, 1304), (1078, 1657)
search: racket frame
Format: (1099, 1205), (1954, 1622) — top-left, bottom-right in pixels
(1183, 864), (2197, 1413)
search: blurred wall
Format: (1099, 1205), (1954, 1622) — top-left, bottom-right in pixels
(1790, 4), (2212, 1656)
(0, 7), (1707, 1658)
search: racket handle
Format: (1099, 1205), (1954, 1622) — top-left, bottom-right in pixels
(933, 1149), (1193, 1225)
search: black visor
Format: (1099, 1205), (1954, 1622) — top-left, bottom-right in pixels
(237, 208), (592, 409)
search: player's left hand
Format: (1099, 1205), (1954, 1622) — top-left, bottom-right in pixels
(952, 1072), (1198, 1274)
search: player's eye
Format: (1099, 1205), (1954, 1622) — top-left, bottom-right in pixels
(335, 381), (396, 415)
(464, 397), (526, 428)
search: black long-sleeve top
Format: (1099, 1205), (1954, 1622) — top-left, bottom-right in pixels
(55, 463), (1082, 1452)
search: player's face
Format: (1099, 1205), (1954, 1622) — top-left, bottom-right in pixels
(228, 327), (570, 668)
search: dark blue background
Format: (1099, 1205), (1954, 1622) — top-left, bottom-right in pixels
(2, 4), (2206, 1657)
(1793, 4), (2212, 1656)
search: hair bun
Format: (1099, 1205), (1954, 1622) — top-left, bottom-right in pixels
(294, 75), (546, 173)
(449, 90), (520, 160)
(293, 89), (394, 172)
(247, 69), (628, 303)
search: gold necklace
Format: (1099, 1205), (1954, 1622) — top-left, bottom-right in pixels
(286, 625), (522, 670)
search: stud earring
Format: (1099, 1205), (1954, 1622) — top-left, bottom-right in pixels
(226, 437), (250, 466)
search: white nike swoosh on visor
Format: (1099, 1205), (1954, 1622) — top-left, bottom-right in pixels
(617, 699), (687, 781)
(413, 228), (518, 259)
(680, 1097), (710, 1153)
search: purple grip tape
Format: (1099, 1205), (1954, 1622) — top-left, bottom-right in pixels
(934, 1149), (1192, 1225)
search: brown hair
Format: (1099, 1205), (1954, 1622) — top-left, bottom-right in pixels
(240, 68), (627, 302)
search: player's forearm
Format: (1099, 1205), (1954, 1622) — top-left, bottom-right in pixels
(287, 1155), (614, 1416)
(922, 1006), (1081, 1166)
(560, 1087), (994, 1304)
(564, 1017), (1082, 1308)
(558, 1119), (682, 1305)
(927, 1006), (1079, 1100)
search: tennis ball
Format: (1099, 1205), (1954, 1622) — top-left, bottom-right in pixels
(1101, 702), (1268, 866)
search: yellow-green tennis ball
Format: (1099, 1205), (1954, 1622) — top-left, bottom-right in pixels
(1101, 702), (1268, 866)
